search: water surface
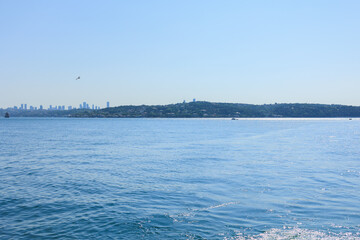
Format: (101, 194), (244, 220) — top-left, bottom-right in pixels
(0, 118), (359, 239)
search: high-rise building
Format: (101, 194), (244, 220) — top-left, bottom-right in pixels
(68, 106), (72, 110)
(92, 104), (94, 110)
(49, 105), (52, 110)
(193, 99), (196, 102)
(107, 101), (110, 108)
(40, 105), (43, 110)
(79, 104), (82, 109)
(24, 104), (27, 110)
(21, 104), (24, 110)
(30, 106), (34, 110)
(83, 102), (87, 109)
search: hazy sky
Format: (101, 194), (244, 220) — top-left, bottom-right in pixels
(1, 0), (360, 108)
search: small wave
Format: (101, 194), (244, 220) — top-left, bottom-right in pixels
(227, 227), (360, 240)
(186, 201), (240, 215)
(171, 202), (240, 220)
(203, 201), (240, 211)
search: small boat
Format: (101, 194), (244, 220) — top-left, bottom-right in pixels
(231, 117), (237, 120)
(349, 118), (352, 120)
(4, 112), (10, 118)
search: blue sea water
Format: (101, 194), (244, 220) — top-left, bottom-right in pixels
(0, 118), (360, 239)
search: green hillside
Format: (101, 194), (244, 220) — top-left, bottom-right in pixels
(69, 102), (360, 118)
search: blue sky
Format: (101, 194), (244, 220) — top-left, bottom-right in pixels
(1, 0), (360, 108)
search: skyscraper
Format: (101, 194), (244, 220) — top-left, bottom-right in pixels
(107, 101), (110, 108)
(24, 104), (27, 110)
(83, 102), (87, 109)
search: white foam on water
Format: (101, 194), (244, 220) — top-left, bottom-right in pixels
(203, 201), (240, 211)
(226, 227), (360, 240)
(170, 202), (240, 221)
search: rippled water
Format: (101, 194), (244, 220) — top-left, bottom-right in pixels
(0, 118), (360, 239)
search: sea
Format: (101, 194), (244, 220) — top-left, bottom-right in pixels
(0, 118), (359, 239)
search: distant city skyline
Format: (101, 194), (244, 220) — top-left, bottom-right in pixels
(1, 1), (360, 108)
(4, 101), (109, 111)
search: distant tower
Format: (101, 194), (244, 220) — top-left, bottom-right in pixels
(24, 104), (27, 110)
(193, 98), (196, 102)
(83, 102), (86, 109)
(49, 105), (52, 110)
(40, 105), (43, 110)
(107, 101), (110, 108)
(92, 104), (94, 110)
(79, 104), (82, 109)
(21, 104), (24, 109)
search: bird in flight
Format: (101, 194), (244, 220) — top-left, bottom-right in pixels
(76, 76), (80, 80)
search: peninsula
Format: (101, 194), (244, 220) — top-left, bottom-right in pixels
(3, 101), (360, 118)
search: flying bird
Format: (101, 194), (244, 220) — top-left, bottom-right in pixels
(76, 76), (80, 80)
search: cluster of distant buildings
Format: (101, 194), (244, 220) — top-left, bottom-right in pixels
(183, 99), (196, 103)
(8, 101), (110, 111)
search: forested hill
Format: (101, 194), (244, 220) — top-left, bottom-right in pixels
(2, 102), (360, 118)
(68, 102), (360, 118)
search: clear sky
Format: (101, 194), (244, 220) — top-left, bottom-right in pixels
(1, 0), (360, 108)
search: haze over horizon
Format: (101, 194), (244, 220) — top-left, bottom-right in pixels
(1, 0), (360, 108)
